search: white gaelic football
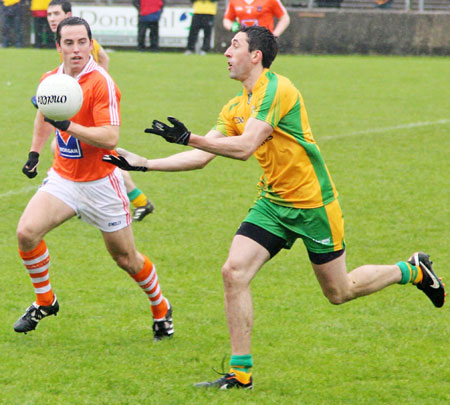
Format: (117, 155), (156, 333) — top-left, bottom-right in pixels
(36, 74), (83, 121)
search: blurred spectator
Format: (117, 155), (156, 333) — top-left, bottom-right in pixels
(134, 0), (164, 52)
(184, 0), (218, 55)
(223, 0), (290, 38)
(1, 0), (23, 47)
(316, 0), (343, 7)
(31, 0), (53, 48)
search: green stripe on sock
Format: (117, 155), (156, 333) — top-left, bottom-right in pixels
(397, 261), (417, 284)
(127, 188), (142, 201)
(230, 354), (253, 372)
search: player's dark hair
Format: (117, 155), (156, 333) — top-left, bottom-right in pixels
(56, 16), (92, 44)
(240, 26), (278, 69)
(48, 0), (72, 13)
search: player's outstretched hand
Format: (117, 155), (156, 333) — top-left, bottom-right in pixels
(145, 116), (191, 145)
(102, 148), (149, 172)
(22, 151), (39, 178)
(44, 117), (71, 131)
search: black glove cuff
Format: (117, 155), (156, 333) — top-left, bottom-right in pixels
(29, 151), (40, 159)
(44, 117), (71, 131)
(54, 120), (71, 131)
(178, 131), (191, 145)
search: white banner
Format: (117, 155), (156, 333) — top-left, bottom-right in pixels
(72, 5), (198, 47)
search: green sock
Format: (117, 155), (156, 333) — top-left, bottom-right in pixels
(127, 187), (142, 202)
(230, 354), (253, 373)
(397, 261), (419, 284)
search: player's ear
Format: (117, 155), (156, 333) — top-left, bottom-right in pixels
(251, 50), (263, 65)
(67, 11), (72, 17)
(56, 41), (62, 52)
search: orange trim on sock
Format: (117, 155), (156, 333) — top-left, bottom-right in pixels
(131, 256), (168, 319)
(19, 240), (54, 306)
(131, 256), (153, 282)
(152, 297), (168, 320)
(19, 240), (47, 259)
(36, 292), (54, 306)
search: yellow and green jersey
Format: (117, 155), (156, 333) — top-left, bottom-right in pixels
(215, 68), (338, 209)
(193, 0), (218, 15)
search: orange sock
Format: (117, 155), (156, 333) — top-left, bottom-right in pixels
(19, 240), (54, 306)
(131, 256), (168, 320)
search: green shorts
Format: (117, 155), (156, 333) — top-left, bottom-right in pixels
(242, 198), (345, 254)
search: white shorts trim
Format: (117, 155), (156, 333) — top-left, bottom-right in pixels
(38, 168), (131, 232)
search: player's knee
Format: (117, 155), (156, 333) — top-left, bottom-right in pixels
(327, 294), (347, 305)
(322, 286), (351, 305)
(222, 260), (246, 287)
(113, 253), (132, 271)
(16, 222), (39, 248)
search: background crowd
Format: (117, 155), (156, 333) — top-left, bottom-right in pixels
(1, 0), (293, 51)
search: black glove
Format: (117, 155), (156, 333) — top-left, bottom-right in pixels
(102, 154), (148, 172)
(44, 117), (71, 131)
(22, 151), (40, 178)
(145, 116), (191, 145)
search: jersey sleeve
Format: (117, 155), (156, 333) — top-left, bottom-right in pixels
(91, 75), (121, 127)
(271, 0), (288, 19)
(223, 0), (236, 21)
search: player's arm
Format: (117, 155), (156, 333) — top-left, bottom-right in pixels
(223, 2), (237, 32)
(103, 130), (221, 172)
(65, 122), (119, 149)
(22, 111), (55, 178)
(189, 118), (272, 160)
(146, 130), (219, 171)
(31, 111), (55, 152)
(146, 116), (272, 161)
(44, 119), (119, 149)
(273, 12), (290, 37)
(97, 46), (110, 71)
(223, 18), (233, 31)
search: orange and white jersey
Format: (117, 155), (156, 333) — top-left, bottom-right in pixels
(41, 57), (121, 182)
(224, 0), (288, 33)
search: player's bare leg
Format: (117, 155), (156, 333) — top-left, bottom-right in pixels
(102, 226), (173, 340)
(102, 225), (144, 274)
(195, 236), (269, 389)
(17, 190), (75, 252)
(312, 251), (405, 304)
(15, 191), (75, 333)
(222, 235), (270, 355)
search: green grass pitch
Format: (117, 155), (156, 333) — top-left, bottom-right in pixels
(0, 48), (449, 404)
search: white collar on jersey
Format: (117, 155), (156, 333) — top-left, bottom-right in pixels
(58, 55), (98, 81)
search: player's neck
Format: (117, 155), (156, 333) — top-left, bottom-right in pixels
(63, 68), (80, 78)
(241, 66), (264, 94)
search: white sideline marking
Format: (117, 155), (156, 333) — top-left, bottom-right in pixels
(320, 118), (450, 141)
(0, 185), (37, 199)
